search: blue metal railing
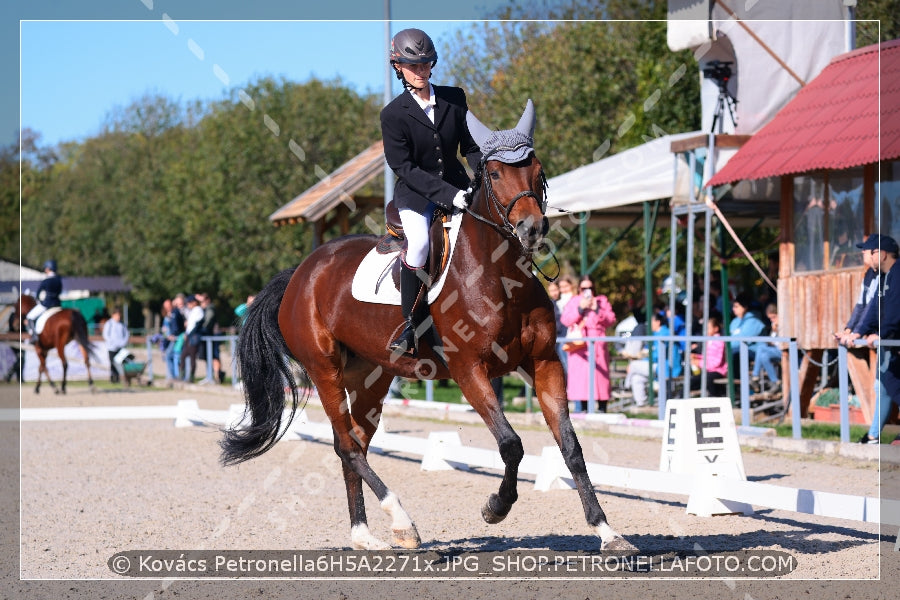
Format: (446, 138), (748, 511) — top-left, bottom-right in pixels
(138, 332), (896, 442)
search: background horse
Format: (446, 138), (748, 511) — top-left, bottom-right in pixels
(12, 295), (95, 394)
(222, 101), (636, 553)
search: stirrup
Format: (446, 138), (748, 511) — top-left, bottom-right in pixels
(389, 320), (418, 356)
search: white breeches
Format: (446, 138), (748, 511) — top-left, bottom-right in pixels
(26, 305), (46, 321)
(398, 207), (433, 268)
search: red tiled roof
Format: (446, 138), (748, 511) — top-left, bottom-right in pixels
(708, 39), (900, 186)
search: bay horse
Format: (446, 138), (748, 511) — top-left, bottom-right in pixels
(221, 100), (636, 553)
(12, 295), (96, 394)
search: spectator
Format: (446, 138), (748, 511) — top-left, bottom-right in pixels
(560, 276), (616, 412)
(751, 304), (782, 393)
(844, 234), (900, 444)
(626, 311), (683, 407)
(555, 277), (575, 371)
(179, 295), (204, 383)
(234, 295), (255, 325)
(197, 293), (223, 384)
(729, 292), (766, 358)
(102, 308), (129, 384)
(161, 297), (185, 383)
(546, 282), (568, 369)
(838, 242), (880, 345)
(690, 313), (728, 396)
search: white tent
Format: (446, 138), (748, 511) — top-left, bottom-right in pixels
(547, 131), (742, 215)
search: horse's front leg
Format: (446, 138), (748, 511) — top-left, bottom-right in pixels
(532, 357), (637, 552)
(34, 349), (53, 394)
(454, 368), (523, 524)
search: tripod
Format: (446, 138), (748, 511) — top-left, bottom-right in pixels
(710, 83), (738, 134)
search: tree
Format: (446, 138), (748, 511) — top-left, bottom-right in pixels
(441, 3), (700, 311)
(19, 78), (382, 317)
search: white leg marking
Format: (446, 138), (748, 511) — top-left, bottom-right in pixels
(380, 491), (414, 530)
(350, 523), (390, 550)
(596, 522), (619, 544)
(596, 522), (638, 553)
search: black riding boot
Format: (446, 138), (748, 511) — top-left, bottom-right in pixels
(389, 262), (428, 356)
(25, 319), (38, 344)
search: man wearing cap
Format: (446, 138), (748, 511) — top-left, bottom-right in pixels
(844, 234), (900, 443)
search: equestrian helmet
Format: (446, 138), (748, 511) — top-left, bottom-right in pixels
(44, 259), (57, 272)
(389, 28), (437, 66)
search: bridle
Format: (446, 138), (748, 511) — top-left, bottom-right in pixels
(464, 148), (558, 280)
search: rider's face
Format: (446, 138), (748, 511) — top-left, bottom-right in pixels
(398, 62), (432, 88)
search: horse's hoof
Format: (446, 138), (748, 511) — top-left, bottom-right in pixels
(481, 493), (511, 524)
(600, 535), (639, 555)
(391, 527), (421, 549)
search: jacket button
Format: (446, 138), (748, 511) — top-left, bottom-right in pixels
(438, 170), (443, 176)
(437, 158), (443, 164)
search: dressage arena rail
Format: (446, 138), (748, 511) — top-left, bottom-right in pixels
(12, 399), (900, 530)
(14, 335), (895, 443)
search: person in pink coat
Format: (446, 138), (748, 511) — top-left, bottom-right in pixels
(560, 276), (617, 412)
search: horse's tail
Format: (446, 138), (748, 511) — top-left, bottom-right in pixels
(70, 310), (98, 362)
(220, 267), (304, 466)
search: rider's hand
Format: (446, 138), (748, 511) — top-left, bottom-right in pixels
(452, 189), (470, 210)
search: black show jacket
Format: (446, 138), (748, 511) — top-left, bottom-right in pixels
(380, 86), (482, 213)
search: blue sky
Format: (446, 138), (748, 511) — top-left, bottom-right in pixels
(19, 19), (478, 149)
(8, 1), (515, 149)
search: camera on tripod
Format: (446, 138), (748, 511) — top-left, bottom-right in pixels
(702, 60), (734, 90)
(702, 60), (738, 132)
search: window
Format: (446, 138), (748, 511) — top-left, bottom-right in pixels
(879, 160), (900, 242)
(793, 174), (825, 272)
(827, 167), (864, 269)
(792, 168), (867, 273)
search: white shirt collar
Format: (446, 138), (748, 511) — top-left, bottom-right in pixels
(410, 84), (436, 110)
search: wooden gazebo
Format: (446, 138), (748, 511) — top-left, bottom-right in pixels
(270, 141), (386, 247)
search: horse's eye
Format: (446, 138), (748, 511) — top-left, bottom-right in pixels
(490, 170), (500, 181)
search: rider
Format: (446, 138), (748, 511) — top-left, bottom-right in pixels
(381, 27), (482, 356)
(25, 259), (63, 344)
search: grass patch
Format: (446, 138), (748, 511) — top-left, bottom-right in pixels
(762, 421), (870, 442)
(395, 378), (875, 442)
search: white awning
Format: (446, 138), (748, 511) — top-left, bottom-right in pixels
(547, 131), (700, 215)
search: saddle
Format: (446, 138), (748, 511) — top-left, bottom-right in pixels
(376, 201), (452, 289)
(35, 307), (62, 335)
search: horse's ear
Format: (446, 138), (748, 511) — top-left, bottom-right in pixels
(515, 99), (535, 139)
(466, 110), (494, 150)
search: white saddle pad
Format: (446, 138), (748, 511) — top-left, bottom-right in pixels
(351, 212), (463, 305)
(35, 307), (63, 334)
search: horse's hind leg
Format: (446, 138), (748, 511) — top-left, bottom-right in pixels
(308, 357), (419, 550)
(81, 346), (95, 391)
(453, 368), (523, 524)
(58, 343), (68, 394)
(532, 358), (637, 552)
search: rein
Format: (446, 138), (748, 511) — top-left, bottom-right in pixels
(464, 151), (559, 281)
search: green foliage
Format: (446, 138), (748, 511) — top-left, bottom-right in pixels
(856, 0), (900, 47)
(16, 78), (381, 313)
(440, 10), (700, 310)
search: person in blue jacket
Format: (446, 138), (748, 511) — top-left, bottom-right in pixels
(844, 234), (900, 444)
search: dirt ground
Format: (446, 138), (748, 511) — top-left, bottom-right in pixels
(4, 382), (899, 599)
